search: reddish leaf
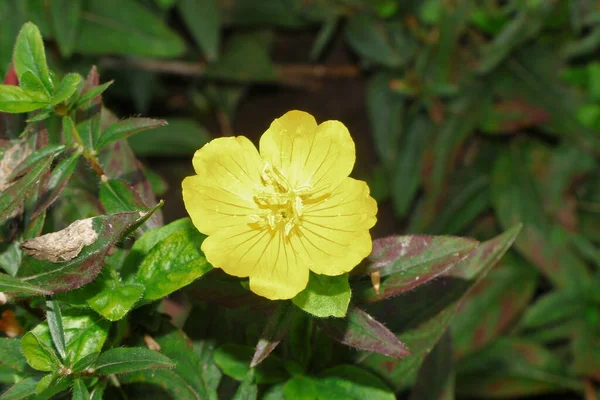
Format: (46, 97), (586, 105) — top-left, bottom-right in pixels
(358, 224), (521, 391)
(318, 305), (409, 359)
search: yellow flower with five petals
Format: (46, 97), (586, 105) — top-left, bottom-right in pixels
(182, 110), (377, 300)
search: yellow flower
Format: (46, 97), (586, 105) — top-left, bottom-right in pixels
(182, 110), (377, 300)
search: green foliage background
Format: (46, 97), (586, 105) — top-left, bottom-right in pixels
(0, 0), (599, 399)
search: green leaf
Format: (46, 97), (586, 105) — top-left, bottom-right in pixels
(0, 274), (51, 297)
(50, 0), (82, 57)
(31, 151), (82, 220)
(315, 365), (395, 400)
(73, 80), (113, 111)
(178, 0), (220, 61)
(50, 73), (82, 105)
(0, 84), (49, 113)
(72, 352), (99, 373)
(12, 22), (53, 95)
(72, 379), (89, 400)
(451, 252), (538, 358)
(292, 273), (350, 318)
(205, 32), (277, 82)
(45, 300), (67, 360)
(232, 369), (257, 400)
(118, 326), (221, 400)
(127, 118), (211, 156)
(345, 15), (413, 67)
(518, 290), (584, 331)
(283, 376), (319, 400)
(95, 118), (167, 151)
(214, 344), (288, 384)
(0, 377), (38, 400)
(359, 225), (522, 391)
(318, 305), (409, 358)
(0, 338), (29, 372)
(30, 309), (110, 365)
(353, 235), (478, 304)
(99, 179), (149, 215)
(94, 347), (174, 375)
(61, 267), (145, 321)
(76, 0), (186, 58)
(0, 154), (53, 223)
(135, 226), (212, 300)
(21, 332), (60, 372)
(18, 212), (141, 293)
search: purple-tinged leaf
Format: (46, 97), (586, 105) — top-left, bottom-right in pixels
(358, 224), (522, 391)
(353, 237), (477, 304)
(95, 118), (167, 151)
(357, 235), (479, 276)
(0, 154), (53, 224)
(7, 144), (65, 182)
(31, 151), (81, 220)
(18, 212), (139, 293)
(99, 178), (149, 216)
(251, 302), (295, 368)
(318, 305), (409, 359)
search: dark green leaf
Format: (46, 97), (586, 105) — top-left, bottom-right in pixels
(0, 85), (49, 113)
(518, 290), (584, 331)
(206, 32), (277, 83)
(12, 22), (53, 95)
(310, 17), (338, 61)
(0, 377), (37, 400)
(178, 0), (220, 61)
(292, 273), (350, 318)
(0, 154), (53, 223)
(31, 151), (81, 220)
(452, 251), (538, 358)
(283, 376), (318, 400)
(19, 212), (140, 293)
(95, 118), (167, 151)
(72, 352), (99, 373)
(345, 14), (413, 67)
(50, 0), (82, 57)
(410, 332), (454, 400)
(94, 347), (174, 375)
(0, 338), (29, 372)
(72, 379), (89, 400)
(127, 118), (211, 156)
(214, 344), (288, 384)
(318, 305), (409, 358)
(76, 0), (186, 58)
(135, 226), (211, 300)
(50, 73), (81, 105)
(251, 302), (296, 368)
(20, 332), (60, 372)
(45, 299), (67, 360)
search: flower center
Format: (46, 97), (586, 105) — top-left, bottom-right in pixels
(250, 162), (312, 237)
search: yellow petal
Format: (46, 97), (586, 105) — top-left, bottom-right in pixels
(201, 226), (309, 300)
(259, 110), (355, 195)
(298, 177), (377, 275)
(182, 136), (264, 236)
